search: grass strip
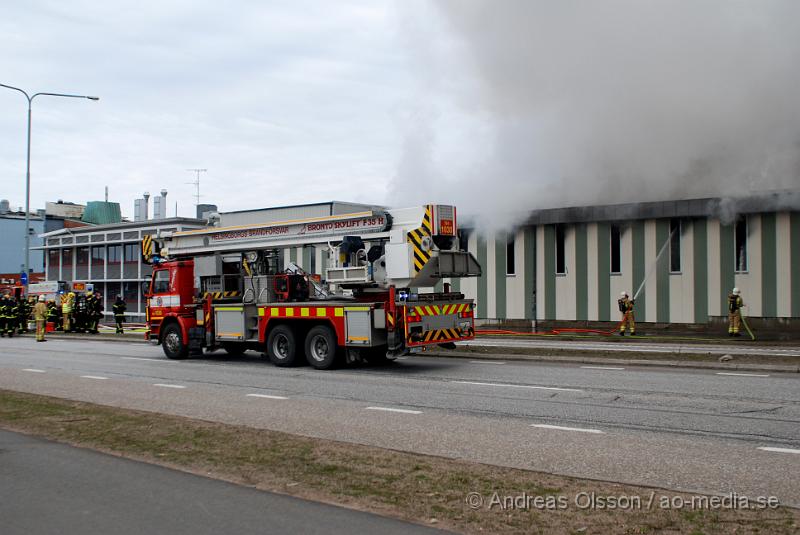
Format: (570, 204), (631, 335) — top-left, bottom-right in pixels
(0, 389), (797, 534)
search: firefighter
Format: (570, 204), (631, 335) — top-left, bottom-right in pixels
(0, 293), (11, 337)
(33, 295), (48, 342)
(17, 296), (31, 333)
(74, 294), (88, 333)
(93, 291), (104, 333)
(727, 287), (744, 337)
(85, 291), (102, 334)
(47, 299), (60, 331)
(5, 296), (19, 337)
(112, 295), (127, 334)
(618, 291), (636, 336)
(62, 292), (75, 332)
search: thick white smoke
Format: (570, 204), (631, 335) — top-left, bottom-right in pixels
(391, 0), (800, 230)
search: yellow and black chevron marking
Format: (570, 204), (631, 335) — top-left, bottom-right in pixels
(242, 259), (252, 277)
(421, 328), (461, 342)
(407, 204), (433, 273)
(141, 235), (154, 262)
(413, 303), (469, 316)
(386, 311), (395, 327)
(202, 291), (241, 299)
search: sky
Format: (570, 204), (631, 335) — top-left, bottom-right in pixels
(2, 1), (799, 228)
(0, 0), (415, 219)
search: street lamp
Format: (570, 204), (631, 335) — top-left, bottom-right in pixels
(0, 83), (99, 287)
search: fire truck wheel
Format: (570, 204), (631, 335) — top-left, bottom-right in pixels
(267, 325), (298, 366)
(162, 324), (189, 360)
(305, 325), (339, 370)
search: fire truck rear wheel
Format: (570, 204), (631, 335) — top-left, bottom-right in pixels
(162, 324), (189, 360)
(267, 325), (298, 367)
(305, 325), (339, 370)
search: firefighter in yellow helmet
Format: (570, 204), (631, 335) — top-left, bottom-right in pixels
(727, 287), (744, 336)
(62, 292), (75, 332)
(618, 291), (635, 336)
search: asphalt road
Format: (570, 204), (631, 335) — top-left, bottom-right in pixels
(0, 429), (440, 535)
(1, 338), (799, 507)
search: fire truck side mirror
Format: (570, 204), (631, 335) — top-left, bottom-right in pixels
(141, 281), (150, 297)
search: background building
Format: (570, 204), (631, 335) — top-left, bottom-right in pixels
(37, 200), (382, 319)
(451, 191), (800, 330)
(0, 200), (45, 273)
(38, 217), (206, 319)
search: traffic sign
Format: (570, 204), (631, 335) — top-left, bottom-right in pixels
(20, 272), (28, 285)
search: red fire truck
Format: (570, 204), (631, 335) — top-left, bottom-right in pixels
(143, 204), (481, 369)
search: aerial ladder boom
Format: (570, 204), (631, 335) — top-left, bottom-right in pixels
(149, 204), (480, 289)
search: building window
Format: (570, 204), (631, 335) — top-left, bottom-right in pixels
(76, 247), (90, 280)
(124, 243), (140, 278)
(669, 219), (681, 273)
(107, 245), (122, 279)
(506, 236), (515, 275)
(47, 250), (59, 280)
(61, 249), (73, 280)
(735, 217), (747, 272)
(555, 225), (566, 275)
(91, 246), (105, 279)
(610, 225), (621, 274)
(123, 281), (139, 315)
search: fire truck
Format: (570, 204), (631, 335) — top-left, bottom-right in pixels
(143, 204), (481, 369)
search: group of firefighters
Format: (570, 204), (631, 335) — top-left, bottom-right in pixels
(617, 287), (746, 337)
(2, 287), (750, 342)
(0, 291), (128, 342)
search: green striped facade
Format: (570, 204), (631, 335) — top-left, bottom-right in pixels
(655, 220), (670, 322)
(596, 222), (610, 321)
(462, 212), (797, 324)
(494, 234), (507, 319)
(575, 224), (588, 320)
(693, 219), (708, 322)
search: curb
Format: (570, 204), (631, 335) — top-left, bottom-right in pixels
(14, 333), (149, 344)
(429, 350), (800, 373)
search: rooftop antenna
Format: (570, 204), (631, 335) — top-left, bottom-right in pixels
(186, 168), (207, 208)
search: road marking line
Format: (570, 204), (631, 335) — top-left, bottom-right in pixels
(152, 383), (186, 389)
(758, 447), (800, 455)
(80, 375), (108, 380)
(22, 368), (46, 373)
(580, 366), (625, 370)
(716, 372), (770, 377)
(246, 394), (288, 400)
(532, 424), (604, 434)
(394, 356), (409, 360)
(121, 357), (176, 363)
(452, 380), (583, 392)
(469, 360), (506, 365)
(365, 406), (422, 415)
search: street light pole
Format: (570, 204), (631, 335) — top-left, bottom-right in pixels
(0, 83), (99, 287)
